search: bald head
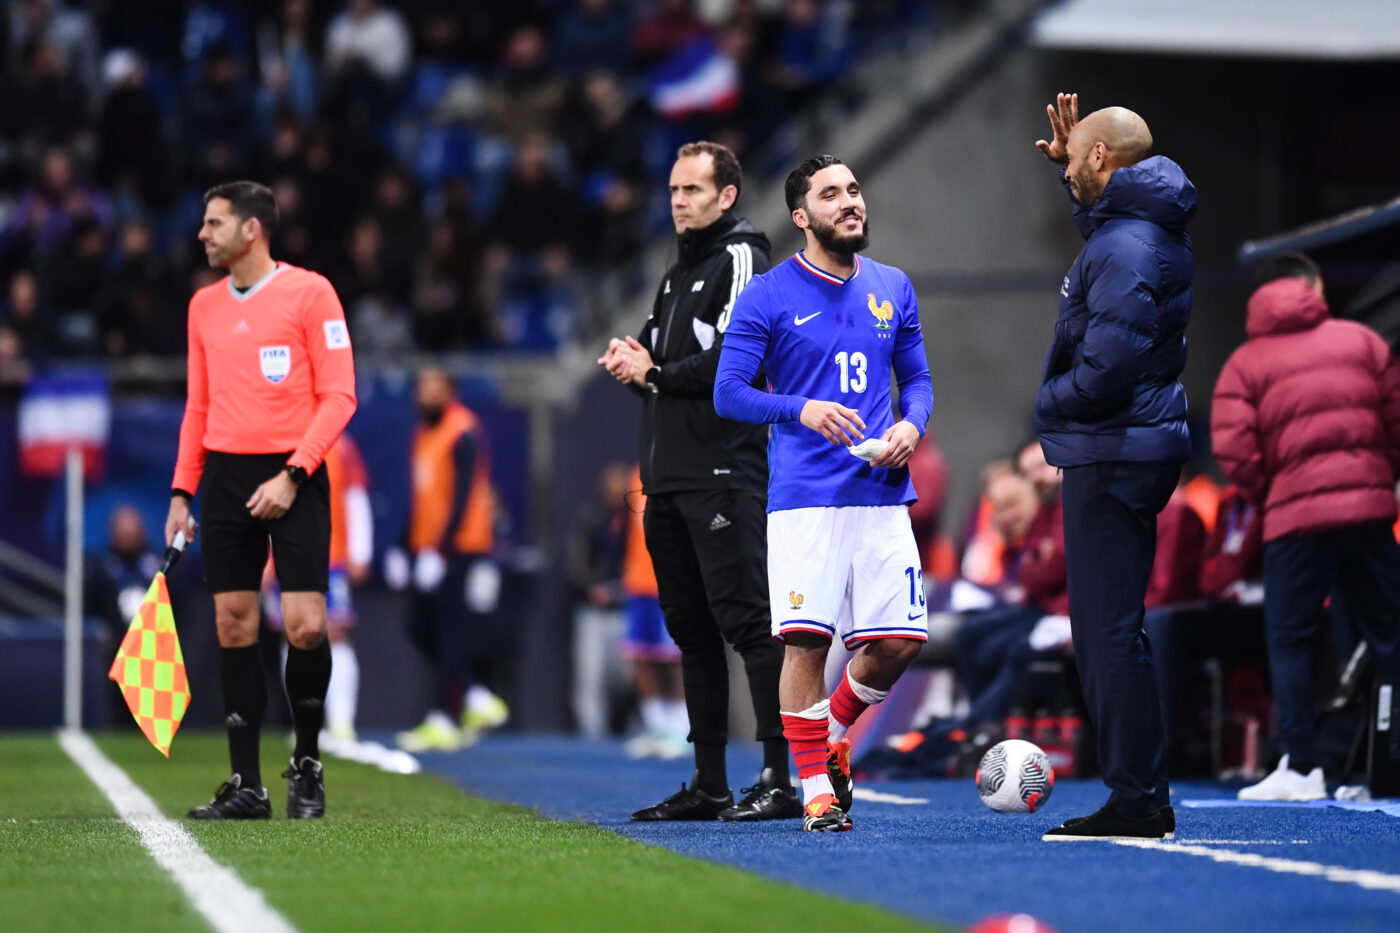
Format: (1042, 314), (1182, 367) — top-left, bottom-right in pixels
(1071, 107), (1152, 169)
(1064, 106), (1152, 207)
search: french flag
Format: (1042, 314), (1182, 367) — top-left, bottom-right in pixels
(649, 37), (740, 122)
(18, 370), (111, 480)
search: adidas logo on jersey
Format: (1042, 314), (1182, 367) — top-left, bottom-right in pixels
(709, 513), (731, 531)
(691, 280), (705, 292)
(234, 319), (250, 334)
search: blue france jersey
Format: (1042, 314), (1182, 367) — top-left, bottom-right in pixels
(715, 252), (933, 512)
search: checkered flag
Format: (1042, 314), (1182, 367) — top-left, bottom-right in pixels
(107, 532), (190, 757)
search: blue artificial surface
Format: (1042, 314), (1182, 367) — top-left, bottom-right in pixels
(402, 734), (1400, 933)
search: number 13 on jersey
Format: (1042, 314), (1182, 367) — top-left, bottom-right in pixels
(835, 350), (867, 393)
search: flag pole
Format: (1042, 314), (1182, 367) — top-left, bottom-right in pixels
(63, 446), (83, 730)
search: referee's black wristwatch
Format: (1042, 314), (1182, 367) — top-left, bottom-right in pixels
(643, 365), (662, 394)
(283, 464), (309, 487)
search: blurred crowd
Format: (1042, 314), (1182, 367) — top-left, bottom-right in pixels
(0, 0), (934, 367)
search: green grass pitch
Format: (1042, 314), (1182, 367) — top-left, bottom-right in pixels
(0, 732), (943, 932)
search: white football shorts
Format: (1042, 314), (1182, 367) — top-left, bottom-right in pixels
(768, 505), (929, 649)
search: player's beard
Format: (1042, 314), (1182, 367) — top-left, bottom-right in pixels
(1069, 164), (1105, 207)
(811, 211), (870, 255)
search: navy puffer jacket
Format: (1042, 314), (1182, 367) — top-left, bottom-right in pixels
(1035, 155), (1197, 468)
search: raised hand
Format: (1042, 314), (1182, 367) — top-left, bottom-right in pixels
(800, 400), (865, 447)
(1035, 92), (1079, 165)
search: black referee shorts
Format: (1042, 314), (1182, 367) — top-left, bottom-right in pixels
(200, 451), (330, 595)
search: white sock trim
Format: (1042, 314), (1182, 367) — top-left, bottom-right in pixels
(786, 698), (830, 721)
(846, 665), (890, 706)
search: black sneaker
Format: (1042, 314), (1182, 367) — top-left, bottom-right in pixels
(630, 781), (733, 821)
(187, 775), (271, 820)
(1042, 804), (1165, 841)
(283, 756), (325, 819)
(802, 794), (853, 833)
(827, 739), (854, 813)
(718, 769), (802, 821)
(1061, 804), (1175, 839)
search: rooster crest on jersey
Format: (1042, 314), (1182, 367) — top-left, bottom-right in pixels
(788, 591), (804, 609)
(867, 293), (893, 330)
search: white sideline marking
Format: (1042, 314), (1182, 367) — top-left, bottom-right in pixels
(57, 729), (298, 933)
(1113, 837), (1400, 894)
(853, 788), (928, 805)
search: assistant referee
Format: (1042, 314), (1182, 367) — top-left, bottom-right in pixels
(166, 181), (357, 820)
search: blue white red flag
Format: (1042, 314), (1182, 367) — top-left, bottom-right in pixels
(18, 370), (111, 480)
(649, 37), (740, 121)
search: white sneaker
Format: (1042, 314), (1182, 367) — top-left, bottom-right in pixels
(1238, 755), (1326, 801)
(623, 731), (661, 759)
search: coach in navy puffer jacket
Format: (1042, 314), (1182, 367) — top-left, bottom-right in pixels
(1034, 96), (1197, 843)
(1034, 155), (1197, 466)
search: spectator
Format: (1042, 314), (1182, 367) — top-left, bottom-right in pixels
(556, 0), (633, 77)
(181, 0), (252, 66)
(567, 462), (632, 739)
(97, 220), (182, 358)
(630, 0), (708, 70)
(182, 46), (258, 178)
(3, 270), (54, 362)
(369, 167), (425, 292)
(40, 214), (107, 353)
(769, 0), (851, 111)
(11, 36), (89, 149)
(1017, 438), (1061, 504)
(323, 0), (413, 136)
(8, 0), (99, 94)
(85, 504), (163, 724)
(906, 430), (951, 578)
(256, 0), (322, 124)
(1198, 485), (1264, 603)
(1211, 253), (1400, 801)
(484, 25), (568, 144)
(1145, 482), (1206, 609)
(324, 0), (411, 84)
(954, 470), (1069, 729)
(96, 49), (169, 206)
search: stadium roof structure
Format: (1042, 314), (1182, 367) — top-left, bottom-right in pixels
(1030, 0), (1400, 59)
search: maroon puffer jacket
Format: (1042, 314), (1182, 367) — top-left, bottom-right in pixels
(1210, 277), (1400, 542)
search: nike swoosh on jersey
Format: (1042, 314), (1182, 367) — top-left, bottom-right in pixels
(794, 312), (822, 325)
(907, 612), (923, 621)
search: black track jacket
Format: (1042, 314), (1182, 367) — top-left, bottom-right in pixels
(635, 212), (771, 496)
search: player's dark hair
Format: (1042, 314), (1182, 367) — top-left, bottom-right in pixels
(676, 141), (743, 205)
(203, 180), (279, 236)
(1254, 251), (1320, 287)
(785, 155), (844, 212)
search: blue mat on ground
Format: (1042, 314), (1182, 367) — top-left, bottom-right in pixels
(399, 733), (1400, 933)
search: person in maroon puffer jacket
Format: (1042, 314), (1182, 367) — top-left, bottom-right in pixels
(1211, 252), (1400, 800)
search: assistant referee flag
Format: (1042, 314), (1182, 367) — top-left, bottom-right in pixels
(108, 567), (189, 757)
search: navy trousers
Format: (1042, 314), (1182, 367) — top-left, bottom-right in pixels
(1262, 522), (1400, 765)
(1062, 461), (1178, 816)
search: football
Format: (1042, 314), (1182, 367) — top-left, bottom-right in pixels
(976, 739), (1055, 812)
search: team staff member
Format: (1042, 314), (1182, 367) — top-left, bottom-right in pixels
(1033, 94), (1196, 841)
(600, 141), (798, 823)
(167, 181), (356, 820)
(393, 369), (506, 752)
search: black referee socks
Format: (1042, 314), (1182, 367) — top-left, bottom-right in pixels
(285, 639), (332, 761)
(221, 644), (267, 788)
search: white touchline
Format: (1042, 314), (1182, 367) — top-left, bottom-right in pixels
(852, 788), (928, 805)
(1113, 837), (1400, 894)
(57, 729), (298, 933)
